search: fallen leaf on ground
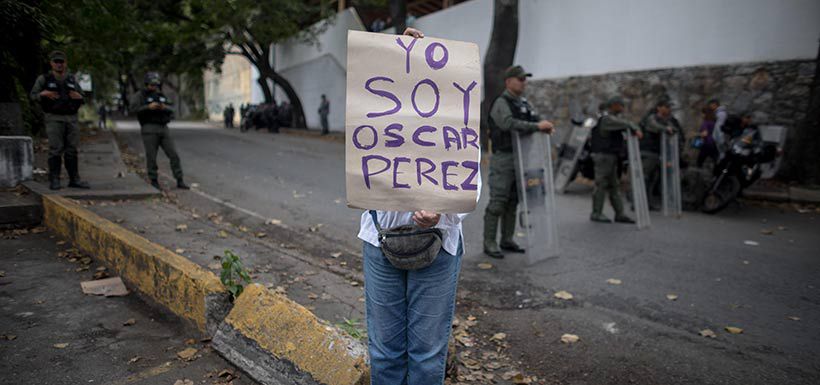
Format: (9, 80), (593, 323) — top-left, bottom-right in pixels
(208, 263), (220, 270)
(191, 183), (200, 188)
(307, 293), (319, 300)
(175, 224), (188, 232)
(265, 218), (282, 225)
(273, 286), (287, 295)
(554, 290), (573, 300)
(93, 270), (109, 280)
(238, 226), (249, 232)
(185, 338), (196, 345)
(502, 371), (520, 380)
(218, 369), (235, 378)
(173, 380), (194, 385)
(217, 230), (228, 238)
(725, 326), (744, 334)
(330, 252), (342, 258)
(778, 226), (787, 231)
(606, 278), (622, 285)
(0, 271), (4, 277)
(176, 347), (198, 361)
(477, 263), (493, 270)
(80, 257), (92, 265)
(787, 316), (801, 321)
(513, 373), (533, 384)
(490, 332), (507, 341)
(96, 266), (107, 272)
(31, 227), (46, 234)
(350, 281), (359, 286)
(175, 248), (185, 254)
(760, 229), (774, 235)
(666, 294), (679, 301)
(53, 343), (69, 349)
(191, 213), (200, 219)
(255, 232), (267, 238)
(123, 318), (136, 326)
(699, 329), (717, 338)
(1, 334), (17, 340)
(560, 334), (580, 344)
(744, 240), (759, 246)
(128, 356), (141, 364)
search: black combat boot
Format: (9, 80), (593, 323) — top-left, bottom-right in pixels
(48, 157), (61, 190)
(176, 178), (190, 190)
(150, 179), (161, 190)
(65, 156), (90, 189)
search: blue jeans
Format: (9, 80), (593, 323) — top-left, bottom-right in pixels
(363, 238), (463, 385)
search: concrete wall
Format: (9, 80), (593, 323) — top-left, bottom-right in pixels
(0, 136), (33, 188)
(412, 0), (820, 79)
(203, 53), (259, 124)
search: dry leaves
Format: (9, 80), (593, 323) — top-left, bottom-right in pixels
(787, 316), (801, 321)
(490, 332), (507, 342)
(606, 278), (622, 285)
(53, 343), (69, 349)
(554, 290), (573, 300)
(560, 334), (580, 344)
(175, 224), (188, 232)
(123, 318), (136, 326)
(666, 294), (679, 301)
(173, 380), (194, 385)
(760, 229), (774, 235)
(699, 329), (717, 338)
(217, 230), (228, 238)
(265, 218), (282, 225)
(477, 263), (493, 270)
(725, 326), (744, 334)
(176, 347), (198, 361)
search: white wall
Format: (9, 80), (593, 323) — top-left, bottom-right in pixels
(412, 0), (820, 79)
(274, 9), (365, 130)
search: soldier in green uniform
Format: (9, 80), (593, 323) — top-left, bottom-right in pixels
(589, 96), (641, 223)
(483, 65), (554, 259)
(130, 72), (189, 190)
(29, 50), (90, 190)
(639, 98), (680, 210)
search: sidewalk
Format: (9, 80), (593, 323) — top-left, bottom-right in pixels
(0, 228), (255, 385)
(25, 126), (158, 200)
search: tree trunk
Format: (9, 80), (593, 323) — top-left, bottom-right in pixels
(389, 0), (407, 35)
(783, 41), (820, 185)
(257, 75), (274, 104)
(481, 0), (519, 151)
(269, 70), (307, 129)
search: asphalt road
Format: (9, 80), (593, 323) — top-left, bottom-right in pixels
(113, 121), (820, 385)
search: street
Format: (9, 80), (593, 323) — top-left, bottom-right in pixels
(112, 121), (820, 385)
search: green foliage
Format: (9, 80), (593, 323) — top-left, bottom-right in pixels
(336, 318), (367, 341)
(220, 249), (252, 300)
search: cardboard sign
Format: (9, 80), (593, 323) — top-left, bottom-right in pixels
(345, 30), (481, 213)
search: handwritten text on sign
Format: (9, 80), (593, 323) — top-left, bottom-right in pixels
(345, 31), (481, 213)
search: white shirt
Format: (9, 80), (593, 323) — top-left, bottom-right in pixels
(358, 175), (482, 256)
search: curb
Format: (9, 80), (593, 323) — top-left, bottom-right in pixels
(41, 194), (370, 385)
(42, 194), (230, 334)
(213, 284), (369, 385)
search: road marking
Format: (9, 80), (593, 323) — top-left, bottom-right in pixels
(158, 170), (288, 229)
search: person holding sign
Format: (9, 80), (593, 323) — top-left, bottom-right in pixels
(483, 66), (554, 259)
(349, 27), (481, 385)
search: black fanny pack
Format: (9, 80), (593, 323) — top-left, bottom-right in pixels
(370, 210), (443, 270)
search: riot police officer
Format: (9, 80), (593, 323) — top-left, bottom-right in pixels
(483, 65), (554, 259)
(589, 96), (641, 223)
(29, 50), (90, 190)
(639, 98), (680, 210)
(130, 72), (189, 190)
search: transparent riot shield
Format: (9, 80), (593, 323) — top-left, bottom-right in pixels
(626, 132), (651, 229)
(661, 132), (682, 217)
(513, 131), (559, 264)
(554, 118), (595, 193)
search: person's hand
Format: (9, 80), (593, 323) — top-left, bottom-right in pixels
(68, 91), (83, 100)
(403, 27), (424, 38)
(149, 102), (162, 110)
(412, 210), (440, 228)
(666, 127), (675, 135)
(537, 120), (554, 133)
(40, 90), (59, 100)
(634, 130), (644, 140)
(700, 130), (708, 138)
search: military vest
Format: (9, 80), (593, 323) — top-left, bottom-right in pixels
(489, 93), (538, 152)
(41, 72), (83, 115)
(136, 90), (173, 126)
(590, 115), (626, 155)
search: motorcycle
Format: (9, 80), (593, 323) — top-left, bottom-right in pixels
(701, 127), (779, 213)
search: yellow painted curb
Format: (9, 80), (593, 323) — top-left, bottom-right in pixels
(42, 194), (226, 332)
(225, 284), (369, 385)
